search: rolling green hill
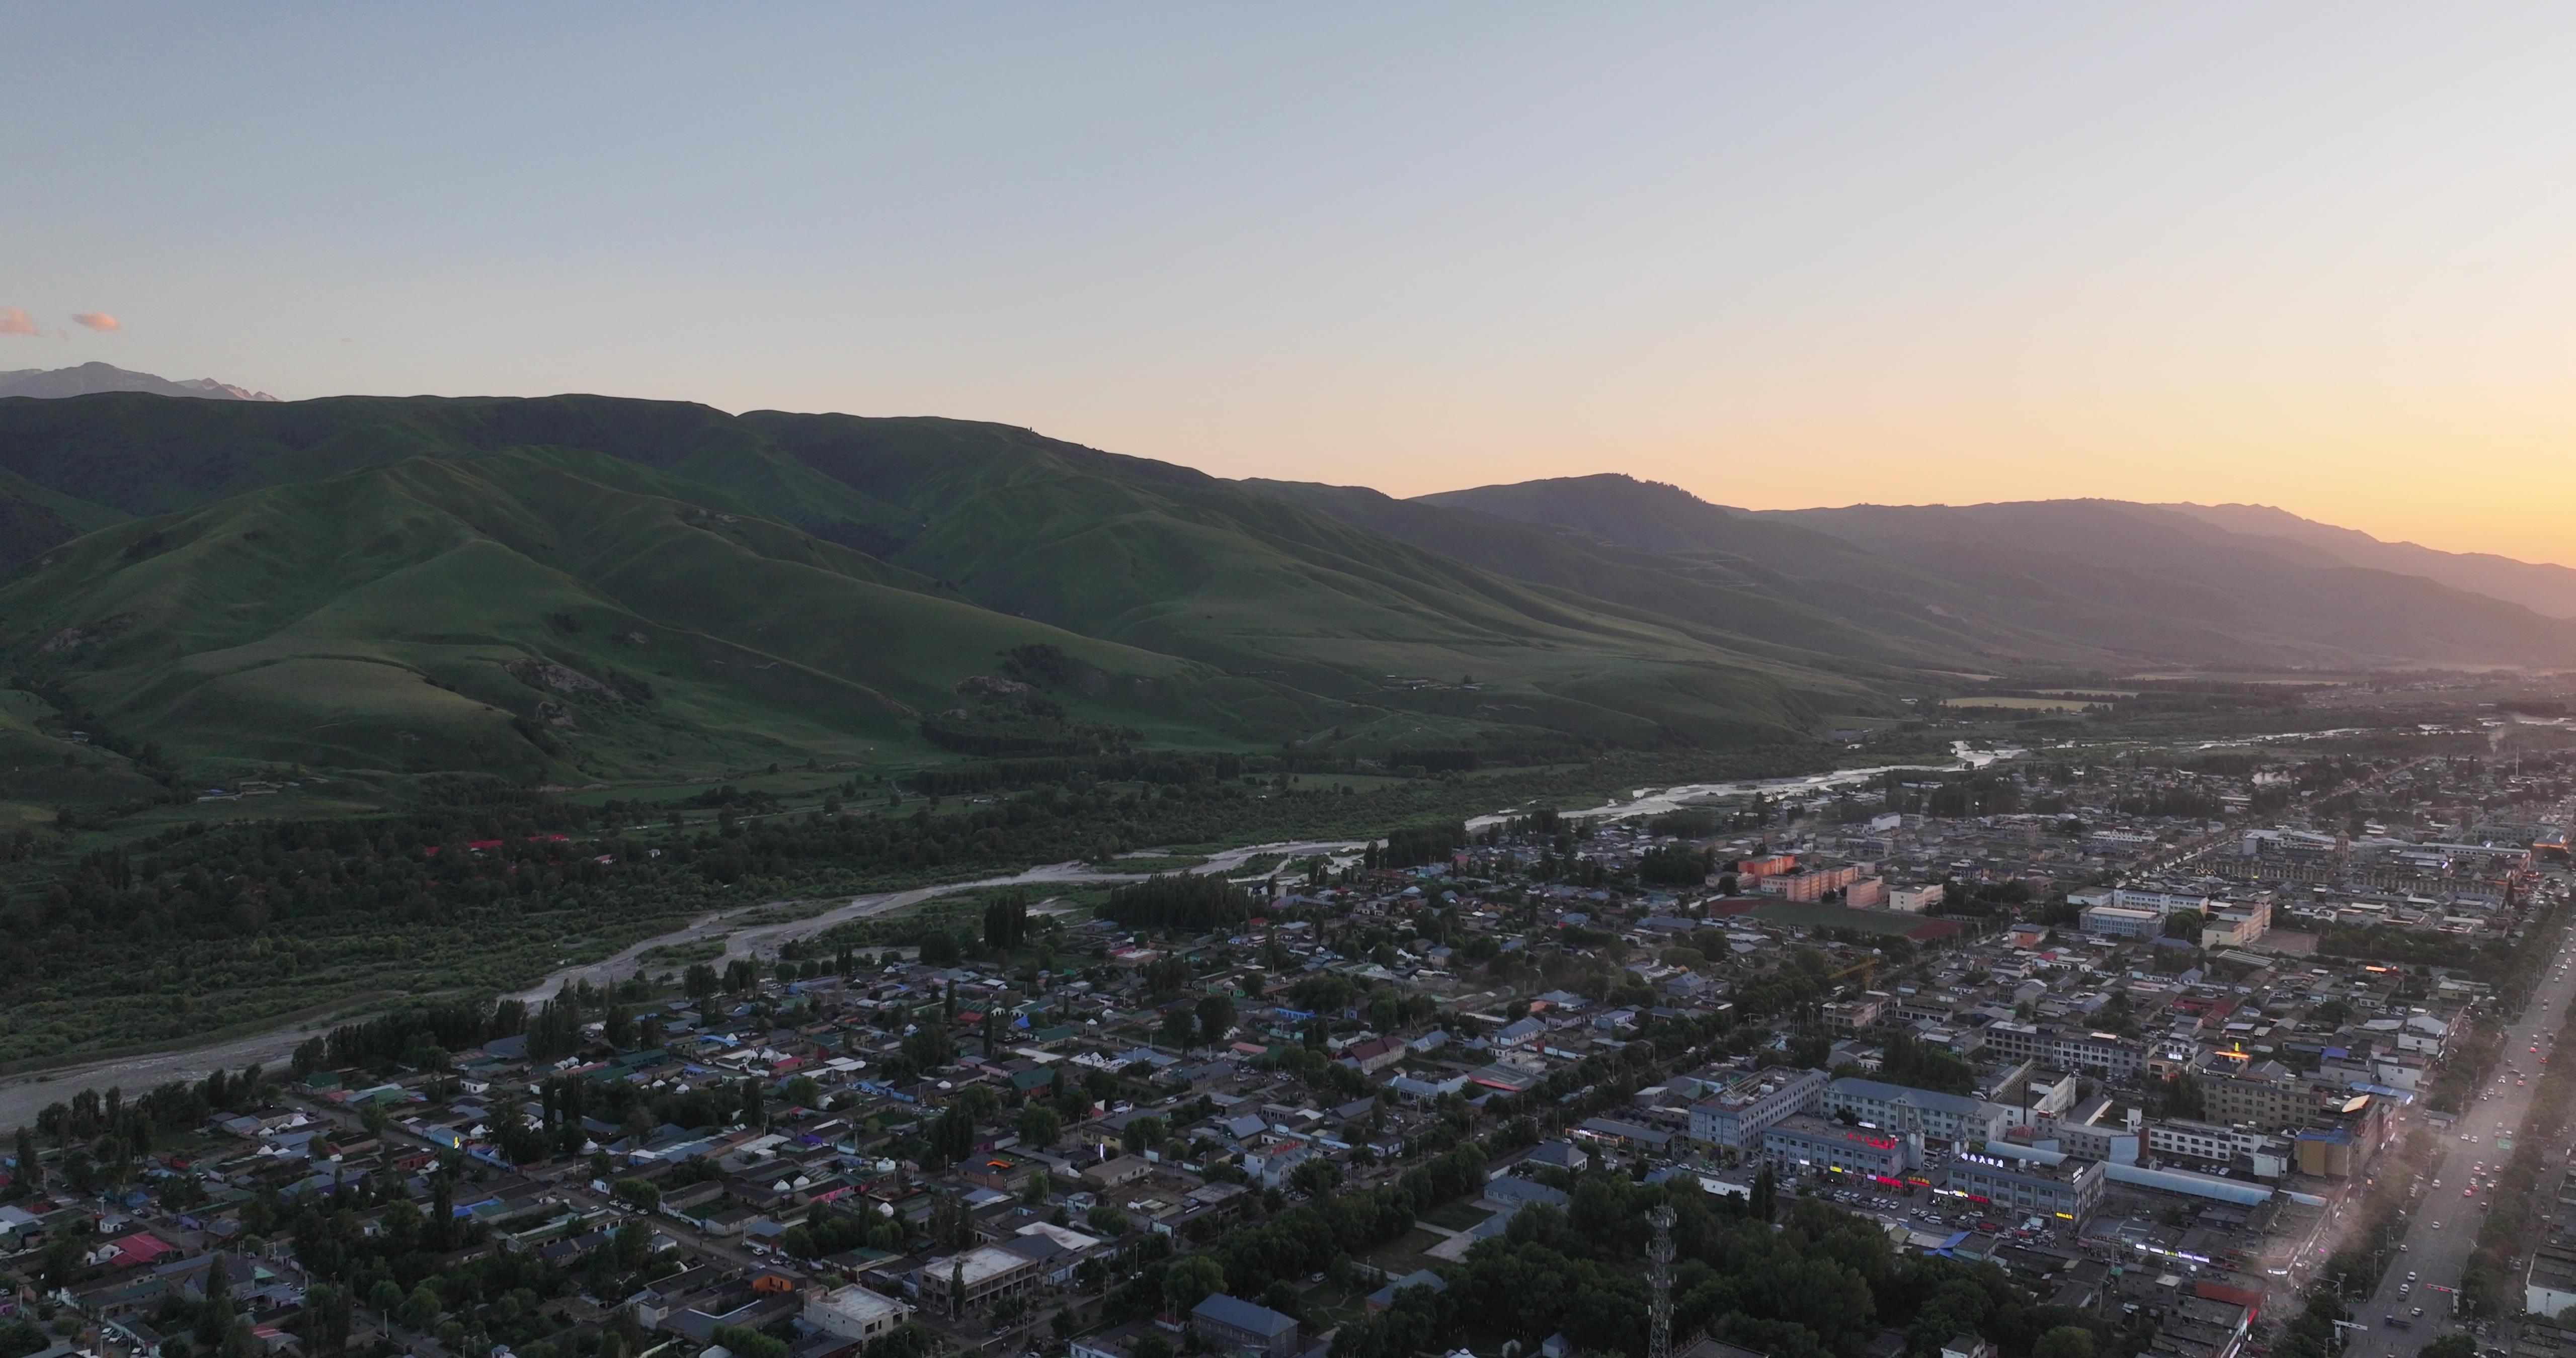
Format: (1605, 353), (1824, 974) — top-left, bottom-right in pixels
(0, 396), (1884, 801)
(1, 444), (1265, 783)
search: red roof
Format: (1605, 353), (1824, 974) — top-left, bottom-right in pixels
(107, 1232), (176, 1265)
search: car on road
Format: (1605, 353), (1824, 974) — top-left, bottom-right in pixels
(2408, 1271), (2418, 1281)
(2411, 1308), (2425, 1318)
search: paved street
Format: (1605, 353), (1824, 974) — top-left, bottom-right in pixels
(2339, 889), (2574, 1358)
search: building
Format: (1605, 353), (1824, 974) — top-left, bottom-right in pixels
(2199, 901), (2272, 949)
(2193, 1067), (2320, 1129)
(2528, 1237), (2576, 1321)
(1821, 995), (1888, 1035)
(1736, 853), (1798, 881)
(1845, 878), (1887, 909)
(1885, 884), (1943, 914)
(1943, 1149), (2106, 1222)
(2147, 1120), (2263, 1167)
(1082, 1155), (1153, 1189)
(1688, 1066), (1829, 1153)
(2036, 1113), (2140, 1165)
(915, 1244), (1041, 1315)
(1364, 1268), (1449, 1313)
(2111, 888), (2212, 916)
(1980, 1022), (2147, 1077)
(1824, 1077), (2015, 1148)
(1758, 863), (1862, 902)
(1337, 1036), (1407, 1073)
(804, 1285), (909, 1343)
(1192, 1293), (1302, 1358)
(2079, 906), (2161, 939)
(1759, 1114), (1911, 1182)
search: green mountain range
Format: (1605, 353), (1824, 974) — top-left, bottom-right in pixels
(0, 396), (1877, 797)
(4, 391), (2571, 803)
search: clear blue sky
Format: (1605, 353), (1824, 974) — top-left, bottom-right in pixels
(10, 5), (2576, 561)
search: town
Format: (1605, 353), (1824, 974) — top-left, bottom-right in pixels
(10, 729), (2576, 1358)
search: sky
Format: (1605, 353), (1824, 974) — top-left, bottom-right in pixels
(10, 6), (2576, 564)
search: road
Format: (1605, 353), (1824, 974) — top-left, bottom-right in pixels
(0, 837), (1360, 1132)
(2336, 895), (2575, 1357)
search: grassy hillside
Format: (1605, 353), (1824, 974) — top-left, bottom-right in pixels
(0, 445), (1289, 787)
(0, 397), (1884, 807)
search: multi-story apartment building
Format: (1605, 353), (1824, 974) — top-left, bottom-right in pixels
(1944, 1149), (2107, 1222)
(2111, 887), (2213, 916)
(2079, 905), (2161, 939)
(1760, 863), (1863, 902)
(1824, 1077), (2016, 1148)
(1688, 1066), (1828, 1152)
(2192, 1066), (2321, 1130)
(2198, 900), (2272, 949)
(1980, 1022), (2147, 1077)
(1760, 1115), (1911, 1182)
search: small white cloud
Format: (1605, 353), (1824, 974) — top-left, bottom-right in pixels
(0, 307), (36, 336)
(72, 312), (119, 331)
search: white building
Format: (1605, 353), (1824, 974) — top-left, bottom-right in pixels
(806, 1285), (909, 1342)
(2078, 905), (2160, 939)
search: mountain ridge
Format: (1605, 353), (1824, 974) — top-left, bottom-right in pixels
(0, 362), (278, 402)
(1416, 474), (2576, 669)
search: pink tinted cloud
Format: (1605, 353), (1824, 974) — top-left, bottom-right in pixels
(0, 307), (36, 336)
(71, 312), (118, 331)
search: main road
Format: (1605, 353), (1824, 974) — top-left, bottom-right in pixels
(2338, 879), (2574, 1357)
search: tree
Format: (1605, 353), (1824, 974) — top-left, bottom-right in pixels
(1287, 1158), (1342, 1198)
(10, 1127), (36, 1195)
(196, 1254), (234, 1349)
(1195, 995), (1237, 1045)
(1122, 1115), (1168, 1156)
(2163, 910), (2204, 941)
(1016, 1105), (1062, 1150)
(612, 1177), (661, 1212)
(1158, 1009), (1198, 1049)
(1163, 1255), (1225, 1311)
(614, 1220), (652, 1269)
(714, 1326), (788, 1358)
(1087, 1204), (1132, 1237)
(2034, 1327), (2095, 1358)
(0, 1315), (58, 1358)
(1021, 1168), (1054, 1205)
(398, 1286), (441, 1331)
(1750, 1166), (1777, 1221)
